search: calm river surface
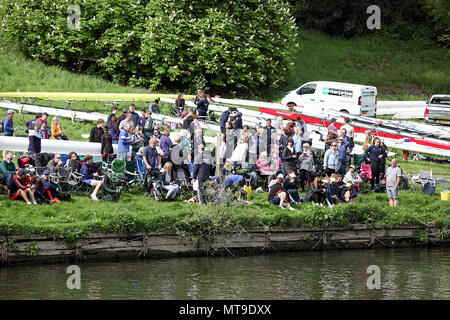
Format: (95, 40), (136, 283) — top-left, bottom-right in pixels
(0, 248), (448, 299)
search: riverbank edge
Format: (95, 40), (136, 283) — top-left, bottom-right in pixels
(1, 224), (449, 266)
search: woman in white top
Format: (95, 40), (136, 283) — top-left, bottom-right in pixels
(158, 162), (179, 199)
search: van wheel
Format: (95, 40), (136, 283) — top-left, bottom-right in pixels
(340, 109), (349, 114)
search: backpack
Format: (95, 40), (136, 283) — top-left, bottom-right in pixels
(0, 118), (5, 132)
(18, 156), (31, 168)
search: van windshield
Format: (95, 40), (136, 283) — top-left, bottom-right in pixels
(297, 84), (316, 95)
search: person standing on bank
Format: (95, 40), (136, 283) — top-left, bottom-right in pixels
(365, 137), (386, 190)
(385, 158), (402, 206)
(89, 119), (105, 143)
(193, 144), (211, 205)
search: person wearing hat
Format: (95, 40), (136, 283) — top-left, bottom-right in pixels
(268, 174), (295, 211)
(10, 169), (37, 205)
(38, 170), (70, 203)
(341, 181), (357, 203)
(327, 118), (338, 134)
(343, 164), (362, 185)
(3, 110), (17, 137)
(283, 171), (301, 204)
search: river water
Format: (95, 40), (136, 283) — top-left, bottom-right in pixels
(0, 248), (448, 300)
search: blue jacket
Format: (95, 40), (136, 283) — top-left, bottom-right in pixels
(196, 99), (209, 116)
(234, 115), (243, 129)
(219, 111), (230, 129)
(365, 145), (386, 163)
(80, 162), (95, 180)
(118, 130), (131, 153)
(338, 140), (350, 162)
(138, 117), (146, 128)
(2, 117), (14, 136)
(160, 135), (173, 155)
(110, 125), (120, 142)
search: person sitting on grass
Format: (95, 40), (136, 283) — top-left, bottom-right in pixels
(306, 176), (327, 206)
(0, 153), (16, 189)
(328, 174), (344, 205)
(283, 171), (301, 204)
(158, 162), (179, 200)
(10, 169), (37, 205)
(80, 154), (103, 201)
(268, 174), (295, 211)
(343, 164), (363, 186)
(341, 182), (358, 203)
(38, 170), (61, 203)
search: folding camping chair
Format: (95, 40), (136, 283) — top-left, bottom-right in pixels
(101, 172), (123, 202)
(359, 164), (372, 185)
(411, 170), (436, 195)
(353, 154), (365, 170)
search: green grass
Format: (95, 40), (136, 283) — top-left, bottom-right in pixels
(0, 185), (449, 240)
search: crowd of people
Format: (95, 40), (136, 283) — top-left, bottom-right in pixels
(1, 92), (404, 208)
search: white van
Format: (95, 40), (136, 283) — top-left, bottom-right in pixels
(281, 81), (377, 117)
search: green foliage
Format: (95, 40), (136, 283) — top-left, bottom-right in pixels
(289, 0), (449, 47)
(423, 0), (450, 47)
(25, 241), (40, 256)
(0, 0), (298, 93)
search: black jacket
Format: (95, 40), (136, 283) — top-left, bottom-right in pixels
(282, 146), (297, 172)
(89, 126), (104, 143)
(268, 183), (287, 201)
(193, 152), (211, 182)
(101, 133), (114, 154)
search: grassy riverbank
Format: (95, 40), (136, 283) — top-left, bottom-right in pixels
(0, 185), (449, 241)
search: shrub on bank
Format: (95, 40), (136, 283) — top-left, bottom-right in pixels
(0, 0), (298, 93)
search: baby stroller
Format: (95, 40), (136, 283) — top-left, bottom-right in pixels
(143, 169), (163, 200)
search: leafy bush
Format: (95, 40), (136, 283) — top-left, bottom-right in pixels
(0, 0), (298, 93)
